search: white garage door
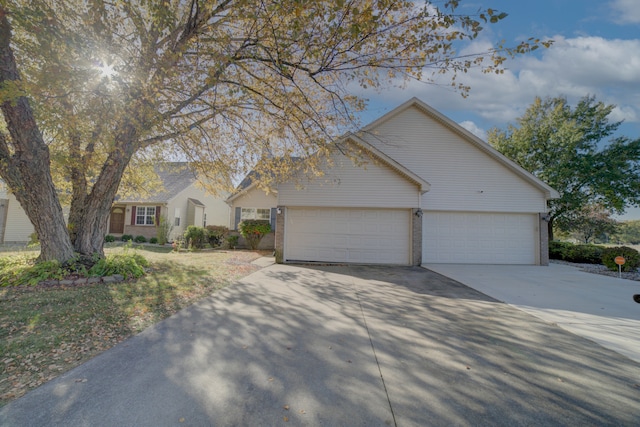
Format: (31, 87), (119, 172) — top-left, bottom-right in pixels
(285, 208), (411, 264)
(423, 212), (538, 264)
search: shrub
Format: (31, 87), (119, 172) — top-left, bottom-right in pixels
(602, 246), (640, 272)
(226, 235), (239, 249)
(105, 234), (116, 242)
(206, 225), (228, 248)
(89, 251), (149, 279)
(27, 232), (39, 247)
(549, 241), (573, 260)
(184, 225), (208, 249)
(566, 244), (605, 264)
(121, 234), (133, 242)
(156, 215), (173, 245)
(149, 237), (158, 244)
(238, 220), (271, 250)
(134, 235), (147, 243)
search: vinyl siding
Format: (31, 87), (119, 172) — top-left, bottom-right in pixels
(362, 106), (547, 213)
(163, 184), (229, 239)
(228, 188), (277, 229)
(277, 150), (420, 208)
(1, 193), (34, 242)
(171, 184), (229, 227)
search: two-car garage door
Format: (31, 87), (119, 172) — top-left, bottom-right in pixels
(423, 212), (538, 264)
(284, 208), (411, 265)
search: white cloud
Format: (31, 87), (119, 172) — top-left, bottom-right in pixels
(367, 35), (640, 130)
(458, 121), (487, 141)
(610, 0), (640, 24)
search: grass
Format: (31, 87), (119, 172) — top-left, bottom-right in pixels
(0, 246), (268, 406)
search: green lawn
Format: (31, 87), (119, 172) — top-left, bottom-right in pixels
(0, 246), (268, 405)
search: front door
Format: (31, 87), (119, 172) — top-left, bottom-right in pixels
(109, 207), (125, 234)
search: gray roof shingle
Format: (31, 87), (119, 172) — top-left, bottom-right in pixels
(118, 163), (196, 203)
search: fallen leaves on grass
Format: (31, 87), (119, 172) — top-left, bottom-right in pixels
(0, 249), (266, 406)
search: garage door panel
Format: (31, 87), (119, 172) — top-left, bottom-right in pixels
(423, 212), (537, 264)
(285, 208), (410, 264)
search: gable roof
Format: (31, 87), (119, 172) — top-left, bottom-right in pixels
(339, 133), (430, 193)
(226, 170), (275, 203)
(361, 97), (560, 199)
(118, 162), (197, 204)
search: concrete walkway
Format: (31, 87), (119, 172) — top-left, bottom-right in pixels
(2, 264), (639, 426)
(425, 263), (640, 363)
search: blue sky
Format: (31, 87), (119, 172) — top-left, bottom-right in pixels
(358, 0), (640, 219)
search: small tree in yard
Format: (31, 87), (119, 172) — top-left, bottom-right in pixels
(239, 221), (271, 250)
(156, 215), (173, 246)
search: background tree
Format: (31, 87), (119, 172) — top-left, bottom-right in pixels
(566, 204), (618, 244)
(488, 95), (640, 241)
(612, 220), (640, 245)
(0, 0), (549, 263)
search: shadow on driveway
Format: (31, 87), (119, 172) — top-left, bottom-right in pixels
(2, 264), (639, 426)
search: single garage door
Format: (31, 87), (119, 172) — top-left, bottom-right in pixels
(285, 208), (411, 264)
(423, 212), (538, 264)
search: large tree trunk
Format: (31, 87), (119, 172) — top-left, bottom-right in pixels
(0, 9), (75, 262)
(71, 125), (138, 256)
(548, 216), (555, 242)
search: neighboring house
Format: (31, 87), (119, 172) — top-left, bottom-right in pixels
(0, 189), (34, 243)
(269, 98), (559, 266)
(225, 171), (278, 250)
(111, 163), (229, 241)
(0, 163), (229, 244)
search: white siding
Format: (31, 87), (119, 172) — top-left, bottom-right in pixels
(2, 193), (34, 242)
(171, 184), (229, 227)
(228, 188), (277, 229)
(278, 150), (420, 208)
(362, 106), (547, 213)
(167, 184), (230, 238)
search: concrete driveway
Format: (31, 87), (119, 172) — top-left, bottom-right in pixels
(426, 263), (640, 363)
(2, 263), (639, 426)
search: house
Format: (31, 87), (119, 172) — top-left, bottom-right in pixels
(111, 163), (229, 241)
(0, 163), (229, 244)
(0, 189), (34, 243)
(237, 98), (559, 265)
(225, 171), (278, 250)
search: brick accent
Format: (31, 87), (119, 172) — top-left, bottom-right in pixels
(411, 208), (422, 266)
(275, 206), (285, 263)
(539, 213), (550, 266)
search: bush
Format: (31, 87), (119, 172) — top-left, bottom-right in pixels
(134, 235), (147, 243)
(206, 225), (228, 248)
(549, 241), (573, 260)
(156, 215), (173, 245)
(105, 234), (116, 243)
(149, 237), (158, 244)
(238, 220), (271, 250)
(602, 246), (640, 272)
(184, 225), (208, 249)
(226, 235), (239, 249)
(549, 241), (605, 264)
(88, 249), (149, 279)
(121, 234), (133, 242)
(28, 232), (39, 247)
(566, 244), (605, 264)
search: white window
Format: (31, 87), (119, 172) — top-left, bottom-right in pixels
(241, 208), (270, 220)
(174, 207), (181, 227)
(136, 206), (156, 225)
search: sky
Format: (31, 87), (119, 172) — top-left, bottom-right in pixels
(357, 0), (640, 218)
